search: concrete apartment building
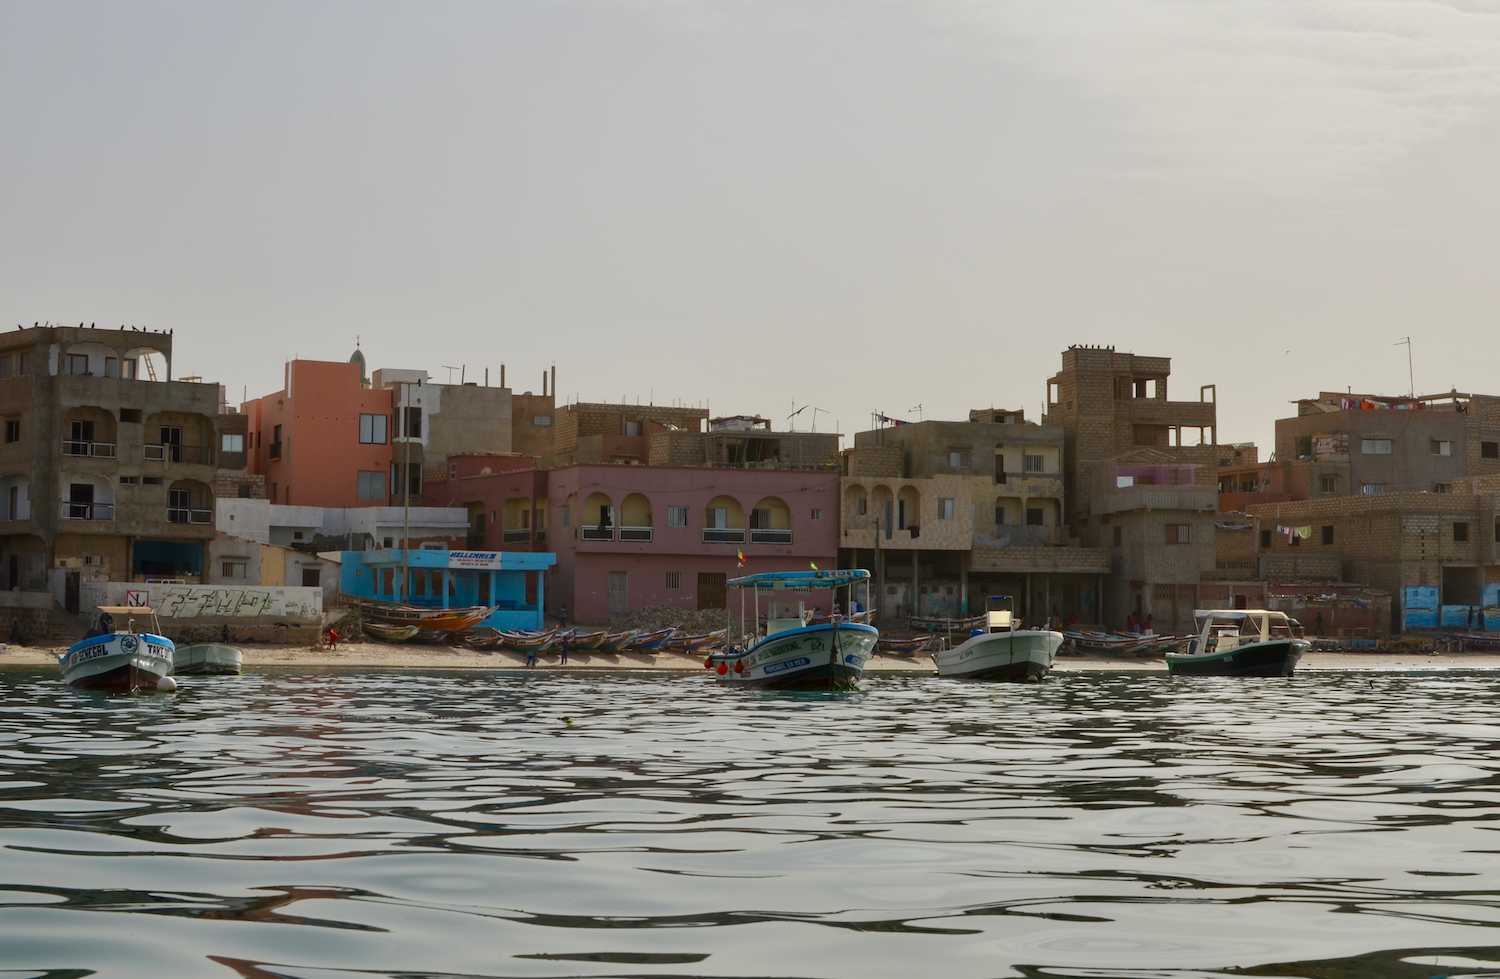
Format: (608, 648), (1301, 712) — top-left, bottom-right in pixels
(1043, 346), (1220, 631)
(0, 324), (260, 622)
(840, 410), (1109, 626)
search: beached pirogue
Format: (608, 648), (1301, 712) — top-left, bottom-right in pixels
(706, 569), (878, 690)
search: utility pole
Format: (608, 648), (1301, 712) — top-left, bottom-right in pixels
(402, 381), (412, 603)
(1396, 337), (1414, 397)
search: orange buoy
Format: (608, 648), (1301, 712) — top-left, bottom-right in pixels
(716, 663), (728, 675)
(733, 661), (743, 673)
(704, 657), (713, 669)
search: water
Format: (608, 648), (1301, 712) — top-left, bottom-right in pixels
(3, 667), (1500, 978)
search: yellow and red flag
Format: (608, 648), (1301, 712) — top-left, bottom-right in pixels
(736, 549), (746, 567)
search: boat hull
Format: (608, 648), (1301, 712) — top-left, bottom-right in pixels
(60, 634), (175, 691)
(172, 643), (243, 675)
(712, 623), (878, 691)
(934, 630), (1063, 681)
(1166, 638), (1309, 677)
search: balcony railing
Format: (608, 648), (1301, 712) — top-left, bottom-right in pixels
(703, 527), (746, 544)
(503, 528), (532, 543)
(144, 444), (213, 464)
(618, 526), (653, 542)
(62, 502), (114, 521)
(62, 440), (116, 458)
(749, 528), (793, 545)
(268, 442), (282, 460)
(581, 525), (614, 541)
(167, 507), (214, 525)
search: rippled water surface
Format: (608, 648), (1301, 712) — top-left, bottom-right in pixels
(6, 667), (1500, 977)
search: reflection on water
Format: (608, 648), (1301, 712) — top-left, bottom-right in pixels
(3, 668), (1500, 977)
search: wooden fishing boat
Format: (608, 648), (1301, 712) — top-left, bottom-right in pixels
(1166, 609), (1308, 677)
(908, 613), (986, 633)
(933, 596), (1062, 682)
(1444, 632), (1500, 649)
(500, 629), (559, 653)
(568, 630), (609, 651)
(1065, 630), (1156, 655)
(625, 628), (676, 651)
(597, 629), (641, 653)
(460, 630), (503, 650)
(363, 622), (421, 643)
(709, 570), (878, 691)
(173, 643), (243, 675)
(60, 607), (175, 692)
(878, 635), (933, 655)
(354, 598), (499, 632)
(663, 630), (726, 652)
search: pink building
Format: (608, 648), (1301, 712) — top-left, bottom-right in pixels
(432, 463), (839, 624)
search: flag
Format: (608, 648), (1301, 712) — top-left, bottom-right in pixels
(810, 561), (819, 570)
(736, 549), (746, 568)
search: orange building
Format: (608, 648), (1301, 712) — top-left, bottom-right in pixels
(242, 356), (396, 508)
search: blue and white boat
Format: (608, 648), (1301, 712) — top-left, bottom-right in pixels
(59, 606), (175, 691)
(707, 569), (878, 691)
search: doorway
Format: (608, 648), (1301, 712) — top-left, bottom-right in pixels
(608, 571), (629, 618)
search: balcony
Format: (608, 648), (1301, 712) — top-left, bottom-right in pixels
(167, 506), (214, 525)
(618, 526), (653, 542)
(703, 528), (746, 544)
(581, 525), (614, 541)
(503, 528), (532, 544)
(62, 502), (114, 521)
(62, 440), (116, 459)
(749, 528), (793, 545)
(144, 444), (213, 465)
(268, 442), (282, 460)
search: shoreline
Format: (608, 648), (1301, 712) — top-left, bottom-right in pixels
(0, 642), (1493, 673)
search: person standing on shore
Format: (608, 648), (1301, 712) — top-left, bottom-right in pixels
(559, 636), (570, 665)
(559, 606), (567, 629)
(328, 628), (339, 650)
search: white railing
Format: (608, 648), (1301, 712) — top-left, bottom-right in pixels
(63, 440), (116, 458)
(62, 502), (114, 521)
(167, 507), (214, 525)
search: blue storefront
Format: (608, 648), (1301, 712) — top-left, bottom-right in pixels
(341, 549), (556, 631)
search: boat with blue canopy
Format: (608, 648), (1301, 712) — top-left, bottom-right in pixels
(705, 569), (878, 690)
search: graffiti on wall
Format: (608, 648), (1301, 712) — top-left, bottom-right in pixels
(83, 583), (322, 622)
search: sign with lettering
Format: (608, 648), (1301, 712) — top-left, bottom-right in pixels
(446, 551), (506, 570)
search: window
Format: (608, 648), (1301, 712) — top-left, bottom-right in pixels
(533, 415), (552, 426)
(1432, 439), (1453, 456)
(18, 352), (32, 375)
(937, 499), (955, 520)
(1165, 524), (1190, 544)
(66, 353), (89, 376)
(707, 507), (728, 529)
(1260, 529), (1272, 548)
(1361, 438), (1392, 454)
(302, 568), (321, 587)
(220, 433), (244, 453)
(143, 476), (163, 486)
(1321, 525), (1334, 545)
(750, 508), (772, 529)
(1454, 522), (1470, 542)
(121, 358), (135, 379)
(0, 356), (10, 378)
(357, 471), (386, 500)
(449, 463), (457, 480)
(359, 413), (388, 444)
(119, 475), (139, 485)
(105, 357), (117, 377)
(1485, 442), (1499, 460)
(402, 406), (422, 438)
(1434, 482), (1452, 494)
(994, 506), (1006, 526)
(811, 508), (822, 520)
(222, 561), (247, 580)
(1112, 526), (1122, 546)
(1117, 475), (1135, 488)
(1026, 508), (1044, 526)
(1361, 482), (1386, 496)
(119, 408), (141, 423)
(666, 571), (681, 590)
(382, 536), (394, 548)
(1024, 454), (1045, 473)
(3, 420), (17, 443)
(624, 421), (642, 437)
(856, 497), (867, 515)
(390, 462), (421, 497)
(949, 450), (971, 469)
(1319, 474), (1338, 493)
(237, 485), (252, 498)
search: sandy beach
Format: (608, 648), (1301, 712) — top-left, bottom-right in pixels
(1, 642), (1492, 673)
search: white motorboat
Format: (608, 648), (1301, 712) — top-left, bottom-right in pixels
(933, 596), (1063, 682)
(173, 643), (243, 675)
(707, 570), (878, 690)
(60, 606), (175, 691)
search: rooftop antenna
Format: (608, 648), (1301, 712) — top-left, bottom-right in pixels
(910, 403), (923, 422)
(442, 365), (461, 384)
(1395, 337), (1414, 397)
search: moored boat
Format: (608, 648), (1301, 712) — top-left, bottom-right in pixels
(364, 622), (421, 643)
(908, 613), (986, 633)
(60, 607), (175, 691)
(662, 630), (726, 652)
(708, 570), (878, 691)
(172, 643), (243, 675)
(878, 636), (933, 655)
(1065, 630), (1156, 655)
(1166, 609), (1309, 677)
(625, 628), (676, 651)
(933, 596), (1062, 682)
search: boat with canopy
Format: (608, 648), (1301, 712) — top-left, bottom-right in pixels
(59, 606), (175, 691)
(932, 595), (1062, 682)
(1166, 609), (1308, 677)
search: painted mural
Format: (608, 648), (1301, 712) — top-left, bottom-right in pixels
(80, 583), (322, 623)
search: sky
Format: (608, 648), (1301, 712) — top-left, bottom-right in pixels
(3, 0), (1498, 451)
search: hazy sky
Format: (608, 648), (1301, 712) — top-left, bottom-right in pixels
(4, 1), (1498, 450)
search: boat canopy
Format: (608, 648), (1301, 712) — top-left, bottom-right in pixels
(728, 569), (870, 590)
(1193, 609), (1290, 622)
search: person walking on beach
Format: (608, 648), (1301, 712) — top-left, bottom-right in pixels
(327, 628), (339, 650)
(1314, 613), (1324, 636)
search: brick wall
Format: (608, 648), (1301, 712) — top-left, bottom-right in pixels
(212, 471), (267, 499)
